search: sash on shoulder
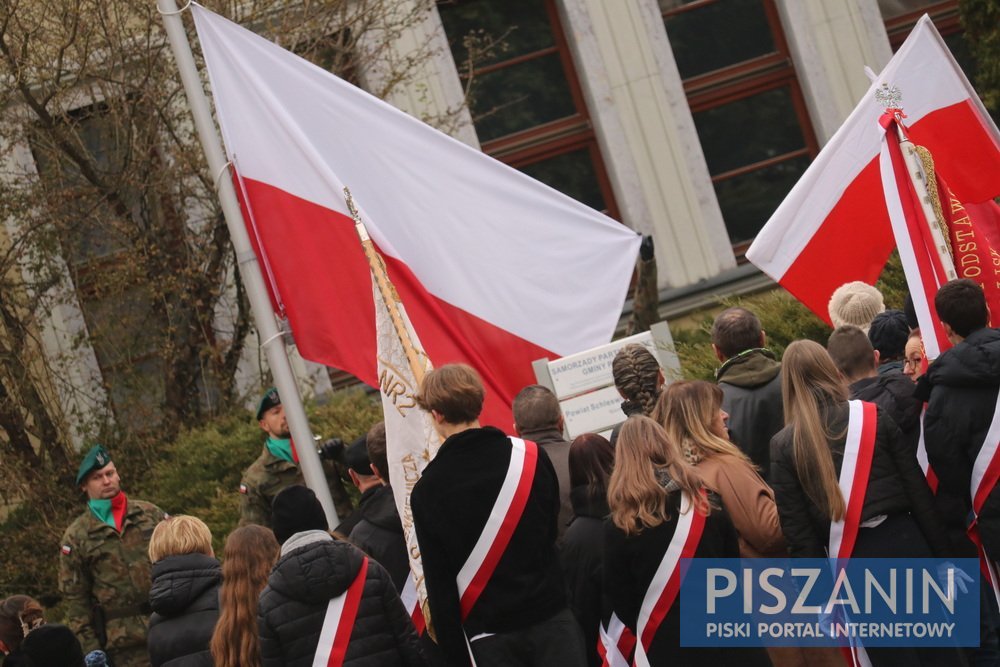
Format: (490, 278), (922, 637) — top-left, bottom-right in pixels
(968, 389), (1000, 605)
(828, 400), (877, 667)
(401, 570), (426, 635)
(916, 407), (939, 493)
(313, 556), (369, 667)
(597, 612), (635, 667)
(456, 437), (538, 620)
(633, 491), (706, 667)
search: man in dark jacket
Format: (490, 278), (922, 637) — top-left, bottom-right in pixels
(411, 364), (586, 667)
(711, 307), (783, 478)
(827, 325), (922, 446)
(260, 485), (423, 667)
(512, 385), (572, 540)
(917, 279), (1000, 557)
(349, 422), (410, 592)
(335, 433), (381, 536)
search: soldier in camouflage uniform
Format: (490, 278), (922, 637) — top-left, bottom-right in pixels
(59, 445), (166, 667)
(625, 235), (660, 336)
(239, 388), (353, 527)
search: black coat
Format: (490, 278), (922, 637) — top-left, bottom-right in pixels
(770, 401), (948, 558)
(560, 487), (608, 667)
(349, 485), (410, 593)
(603, 492), (770, 666)
(410, 426), (566, 667)
(259, 536), (423, 667)
(916, 326), (1000, 556)
(849, 372), (922, 448)
(147, 553), (221, 667)
(717, 349), (784, 479)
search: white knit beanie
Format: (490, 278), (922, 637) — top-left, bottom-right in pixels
(828, 281), (885, 333)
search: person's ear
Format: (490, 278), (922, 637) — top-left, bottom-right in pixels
(348, 469), (360, 488)
(557, 414), (565, 433)
(711, 344), (726, 363)
(759, 331), (767, 348)
(873, 349), (881, 366)
(512, 421), (522, 437)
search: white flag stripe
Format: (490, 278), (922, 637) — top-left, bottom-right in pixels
(191, 5), (639, 356)
(971, 393), (1000, 505)
(829, 400), (865, 559)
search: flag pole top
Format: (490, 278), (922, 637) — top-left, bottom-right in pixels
(344, 186), (371, 242)
(157, 0), (192, 15)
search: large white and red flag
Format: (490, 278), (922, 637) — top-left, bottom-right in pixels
(190, 6), (640, 426)
(746, 15), (1000, 354)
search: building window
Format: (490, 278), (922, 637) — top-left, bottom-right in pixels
(438, 0), (619, 218)
(661, 0), (818, 255)
(879, 1), (973, 77)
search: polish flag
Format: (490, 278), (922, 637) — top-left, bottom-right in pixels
(746, 16), (1000, 340)
(190, 6), (640, 426)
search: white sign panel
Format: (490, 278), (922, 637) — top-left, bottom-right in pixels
(547, 331), (659, 399)
(560, 385), (627, 437)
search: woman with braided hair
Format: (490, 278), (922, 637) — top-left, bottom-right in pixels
(610, 344), (664, 444)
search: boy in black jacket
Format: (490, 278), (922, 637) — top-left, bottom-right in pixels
(411, 364), (586, 667)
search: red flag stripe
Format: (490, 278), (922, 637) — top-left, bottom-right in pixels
(325, 556), (368, 667)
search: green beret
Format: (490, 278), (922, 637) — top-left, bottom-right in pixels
(76, 444), (112, 486)
(256, 387), (281, 421)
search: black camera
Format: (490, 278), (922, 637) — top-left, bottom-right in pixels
(316, 437), (346, 462)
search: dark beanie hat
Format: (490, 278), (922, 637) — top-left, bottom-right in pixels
(868, 309), (909, 361)
(19, 624), (85, 667)
(271, 485), (328, 545)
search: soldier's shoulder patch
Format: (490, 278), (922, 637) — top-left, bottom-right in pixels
(239, 483), (248, 495)
(60, 544), (72, 555)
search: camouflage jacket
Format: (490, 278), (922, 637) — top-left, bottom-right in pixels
(58, 498), (165, 655)
(239, 446), (354, 527)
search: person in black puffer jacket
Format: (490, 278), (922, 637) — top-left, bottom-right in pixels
(561, 433), (614, 667)
(260, 485), (423, 667)
(146, 516), (222, 667)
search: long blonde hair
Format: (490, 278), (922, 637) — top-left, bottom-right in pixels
(210, 525), (280, 667)
(781, 340), (848, 521)
(652, 380), (750, 464)
(608, 415), (709, 535)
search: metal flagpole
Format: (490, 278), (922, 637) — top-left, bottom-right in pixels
(157, 0), (339, 525)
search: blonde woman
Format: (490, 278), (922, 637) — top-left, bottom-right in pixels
(603, 416), (771, 666)
(147, 515), (221, 667)
(654, 380), (785, 558)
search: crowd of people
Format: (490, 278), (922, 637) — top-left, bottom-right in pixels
(2, 277), (999, 667)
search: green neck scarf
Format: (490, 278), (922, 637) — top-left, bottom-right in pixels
(88, 498), (114, 529)
(267, 436), (296, 464)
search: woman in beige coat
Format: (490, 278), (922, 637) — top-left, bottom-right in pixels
(653, 380), (842, 667)
(653, 380), (784, 557)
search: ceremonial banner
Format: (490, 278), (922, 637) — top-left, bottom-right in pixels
(747, 16), (1000, 332)
(373, 271), (437, 633)
(190, 6), (640, 427)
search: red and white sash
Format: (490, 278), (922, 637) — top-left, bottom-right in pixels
(633, 491), (706, 667)
(968, 390), (1000, 605)
(313, 556), (368, 667)
(456, 437), (538, 620)
(916, 406), (939, 493)
(597, 613), (635, 667)
(400, 571), (426, 635)
(828, 400), (877, 667)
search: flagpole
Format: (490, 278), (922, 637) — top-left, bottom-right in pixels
(343, 188), (431, 385)
(157, 0), (339, 525)
(890, 112), (958, 283)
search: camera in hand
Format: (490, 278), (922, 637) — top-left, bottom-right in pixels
(317, 437), (346, 462)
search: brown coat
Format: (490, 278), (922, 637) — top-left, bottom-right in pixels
(695, 453), (785, 558)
